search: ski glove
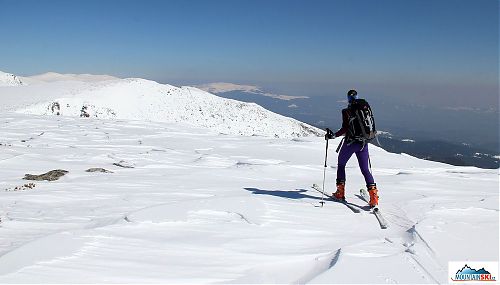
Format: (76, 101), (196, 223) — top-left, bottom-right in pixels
(325, 128), (336, 140)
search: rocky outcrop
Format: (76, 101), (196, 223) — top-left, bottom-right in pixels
(86, 168), (113, 173)
(23, 169), (68, 181)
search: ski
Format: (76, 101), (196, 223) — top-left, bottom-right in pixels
(311, 184), (362, 213)
(359, 188), (389, 229)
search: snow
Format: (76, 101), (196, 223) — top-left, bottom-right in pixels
(196, 82), (262, 94)
(0, 71), (498, 283)
(0, 71), (24, 86)
(377, 130), (393, 136)
(197, 82), (309, 100)
(22, 72), (119, 84)
(1, 78), (319, 138)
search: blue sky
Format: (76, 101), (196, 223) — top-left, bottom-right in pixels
(0, 0), (498, 108)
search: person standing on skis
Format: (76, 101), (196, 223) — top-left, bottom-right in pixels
(324, 89), (379, 207)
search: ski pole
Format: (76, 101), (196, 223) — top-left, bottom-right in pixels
(320, 137), (329, 207)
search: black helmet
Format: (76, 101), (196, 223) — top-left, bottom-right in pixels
(347, 89), (358, 103)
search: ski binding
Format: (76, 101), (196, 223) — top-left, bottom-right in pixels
(359, 188), (389, 229)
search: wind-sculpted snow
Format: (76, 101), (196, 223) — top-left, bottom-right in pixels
(13, 78), (321, 138)
(0, 113), (497, 283)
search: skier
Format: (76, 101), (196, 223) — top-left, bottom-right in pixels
(325, 89), (379, 207)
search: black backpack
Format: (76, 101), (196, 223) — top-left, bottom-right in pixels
(347, 99), (377, 143)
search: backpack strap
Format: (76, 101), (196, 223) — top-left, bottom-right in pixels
(360, 140), (367, 151)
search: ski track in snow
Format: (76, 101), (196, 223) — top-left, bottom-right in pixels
(0, 113), (498, 283)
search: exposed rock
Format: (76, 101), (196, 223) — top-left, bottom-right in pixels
(80, 105), (90, 118)
(113, 160), (135, 168)
(86, 168), (113, 173)
(5, 183), (36, 192)
(50, 102), (61, 115)
(23, 169), (68, 181)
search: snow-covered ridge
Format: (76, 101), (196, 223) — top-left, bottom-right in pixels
(15, 77), (321, 138)
(196, 82), (262, 94)
(0, 71), (24, 86)
(25, 72), (119, 83)
(197, 82), (309, 101)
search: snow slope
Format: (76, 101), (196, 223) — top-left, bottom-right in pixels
(0, 71), (24, 86)
(0, 71), (498, 283)
(5, 77), (320, 138)
(0, 113), (497, 283)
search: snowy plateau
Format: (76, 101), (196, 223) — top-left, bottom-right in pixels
(0, 71), (498, 284)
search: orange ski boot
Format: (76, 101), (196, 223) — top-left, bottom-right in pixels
(367, 184), (379, 208)
(332, 182), (345, 201)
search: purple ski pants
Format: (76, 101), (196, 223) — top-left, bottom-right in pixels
(336, 141), (375, 185)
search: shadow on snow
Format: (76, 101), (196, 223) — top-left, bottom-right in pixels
(244, 187), (323, 201)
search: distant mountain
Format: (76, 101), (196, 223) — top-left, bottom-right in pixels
(5, 75), (321, 138)
(196, 82), (309, 100)
(22, 72), (119, 84)
(196, 82), (261, 94)
(0, 71), (24, 86)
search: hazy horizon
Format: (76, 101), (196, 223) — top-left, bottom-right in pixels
(1, 0), (498, 111)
